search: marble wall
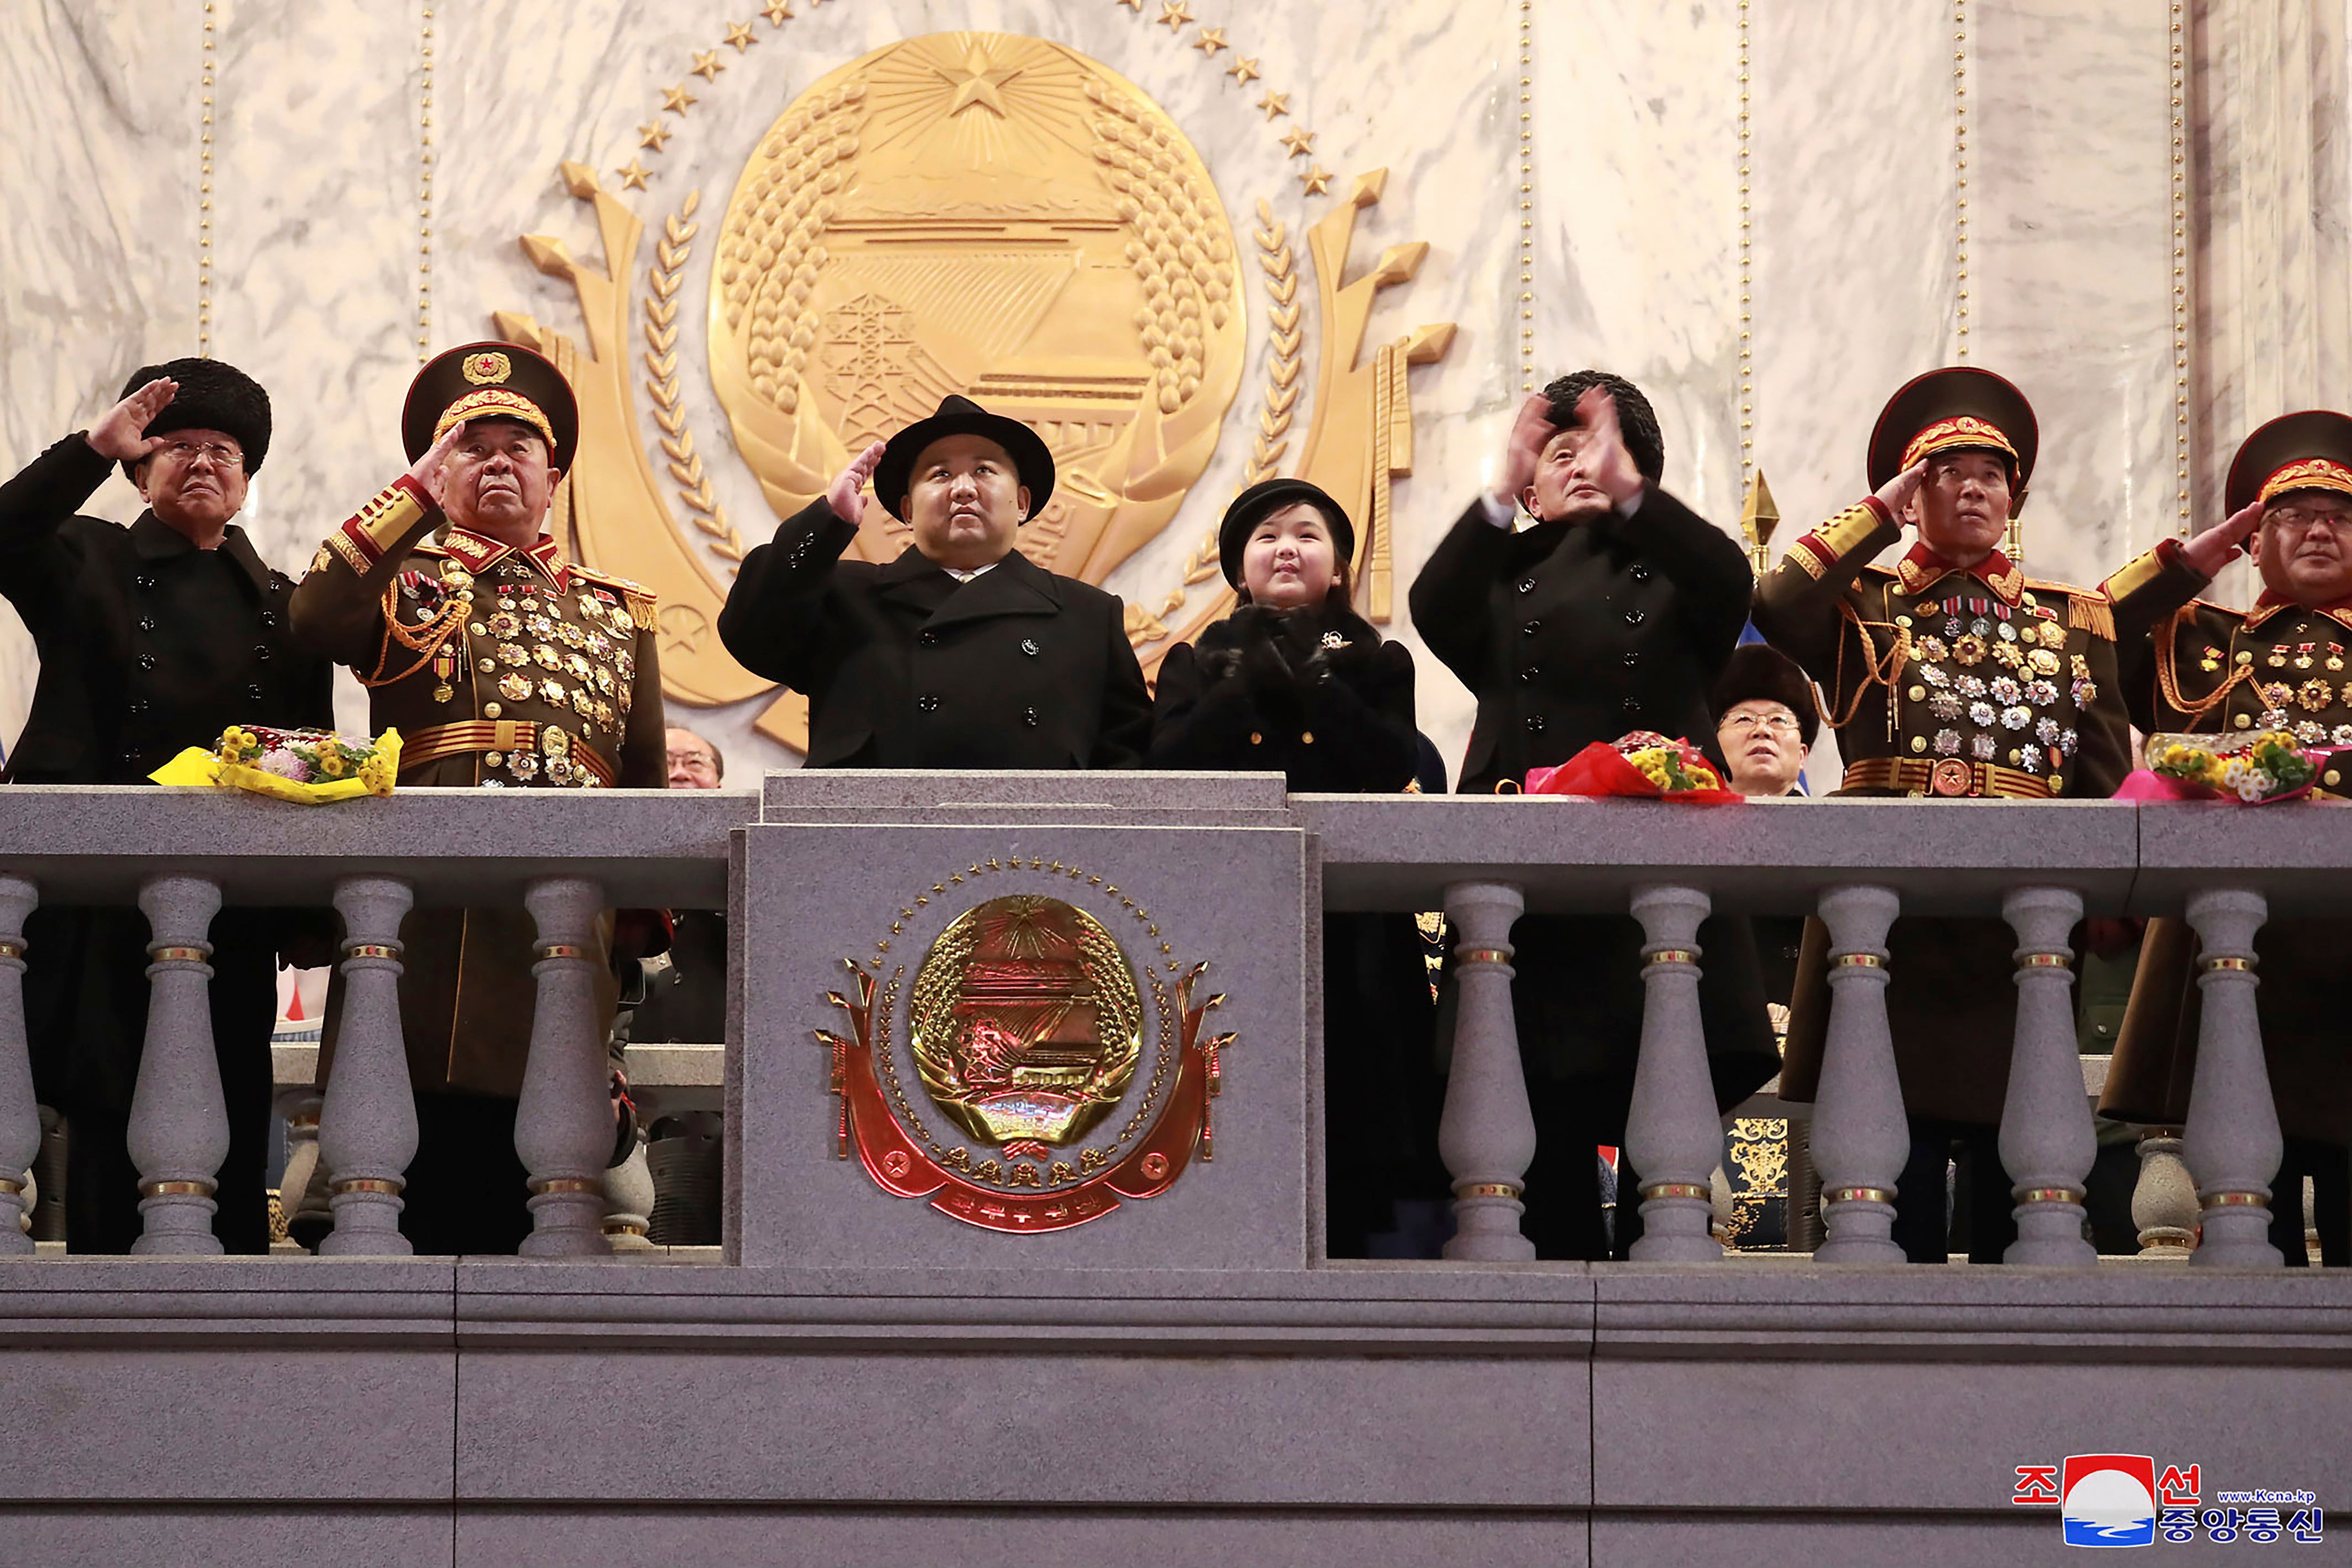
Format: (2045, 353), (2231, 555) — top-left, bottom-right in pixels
(0, 0), (2279, 786)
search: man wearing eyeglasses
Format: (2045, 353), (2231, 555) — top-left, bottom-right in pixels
(1710, 644), (1820, 798)
(2098, 411), (2352, 1266)
(0, 358), (333, 1251)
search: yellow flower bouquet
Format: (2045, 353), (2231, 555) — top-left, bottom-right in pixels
(2143, 730), (2317, 804)
(150, 725), (403, 804)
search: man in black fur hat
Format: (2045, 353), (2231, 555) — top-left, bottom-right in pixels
(1710, 643), (1820, 798)
(719, 395), (1151, 769)
(0, 358), (333, 1251)
(1408, 373), (1777, 1260)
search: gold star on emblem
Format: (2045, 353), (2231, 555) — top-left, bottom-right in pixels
(1193, 26), (1227, 54)
(660, 84), (697, 114)
(616, 159), (652, 191)
(762, 0), (792, 20)
(691, 49), (725, 81)
(1157, 0), (1193, 27)
(935, 42), (1024, 117)
(724, 20), (757, 50)
(637, 120), (672, 151)
(1280, 127), (1316, 158)
(1299, 163), (1332, 195)
(1257, 89), (1289, 119)
(1226, 56), (1260, 84)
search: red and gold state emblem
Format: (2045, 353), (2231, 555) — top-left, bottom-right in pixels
(818, 869), (1232, 1232)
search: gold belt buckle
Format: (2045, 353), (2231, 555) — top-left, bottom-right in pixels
(1929, 758), (1975, 797)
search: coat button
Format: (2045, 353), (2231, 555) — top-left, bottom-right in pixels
(261, 610), (279, 629)
(127, 700), (151, 717)
(135, 573), (155, 591)
(918, 629), (938, 645)
(919, 694), (941, 712)
(1521, 619), (1542, 637)
(246, 683), (264, 701)
(254, 645), (272, 662)
(1631, 565), (1653, 583)
(1517, 577), (1536, 595)
(1622, 697), (1642, 715)
(137, 616), (158, 634)
(1525, 714), (1545, 733)
(137, 653), (157, 671)
(1023, 707), (1040, 727)
(1624, 608), (1647, 627)
(1021, 637), (1041, 656)
(1519, 665), (1539, 683)
(1621, 652), (1639, 669)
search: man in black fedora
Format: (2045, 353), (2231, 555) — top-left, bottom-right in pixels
(719, 396), (1152, 769)
(0, 357), (333, 1250)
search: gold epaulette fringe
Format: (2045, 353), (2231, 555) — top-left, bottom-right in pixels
(2068, 592), (2115, 640)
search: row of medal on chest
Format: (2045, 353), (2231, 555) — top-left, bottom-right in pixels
(1894, 600), (2087, 774)
(405, 563), (636, 739)
(2207, 639), (2352, 745)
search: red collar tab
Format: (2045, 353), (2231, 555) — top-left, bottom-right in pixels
(1895, 541), (2023, 605)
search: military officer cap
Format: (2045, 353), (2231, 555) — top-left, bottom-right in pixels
(1868, 366), (2039, 509)
(401, 341), (580, 475)
(2225, 409), (2352, 512)
(873, 394), (1056, 522)
(113, 356), (272, 481)
(1710, 643), (1822, 749)
(1216, 477), (1356, 589)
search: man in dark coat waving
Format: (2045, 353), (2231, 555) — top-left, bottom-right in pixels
(0, 358), (333, 1251)
(718, 396), (1151, 770)
(1409, 372), (1777, 1259)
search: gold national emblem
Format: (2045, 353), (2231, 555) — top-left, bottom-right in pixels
(708, 33), (1244, 581)
(462, 351), (513, 386)
(818, 866), (1235, 1233)
(910, 895), (1141, 1151)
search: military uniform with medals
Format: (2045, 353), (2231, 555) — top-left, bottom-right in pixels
(289, 343), (663, 1252)
(1753, 368), (2133, 1261)
(2098, 412), (2352, 1264)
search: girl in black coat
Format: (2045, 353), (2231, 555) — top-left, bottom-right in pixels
(1150, 480), (1445, 1256)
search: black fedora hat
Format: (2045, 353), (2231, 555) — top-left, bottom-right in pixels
(1711, 643), (1822, 749)
(114, 357), (272, 481)
(1867, 366), (2039, 507)
(1217, 478), (1355, 589)
(401, 341), (579, 475)
(2225, 410), (2352, 513)
(872, 395), (1056, 522)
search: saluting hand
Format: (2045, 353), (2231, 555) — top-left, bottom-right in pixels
(85, 377), (178, 464)
(827, 440), (888, 527)
(404, 419), (468, 507)
(1875, 458), (1929, 522)
(2180, 499), (2265, 579)
(1572, 386), (1645, 507)
(1490, 391), (1559, 510)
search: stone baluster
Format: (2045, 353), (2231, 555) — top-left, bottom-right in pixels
(1624, 884), (1723, 1261)
(2131, 1129), (2197, 1258)
(1809, 885), (1906, 1264)
(318, 876), (418, 1256)
(1997, 887), (2097, 1265)
(602, 1132), (656, 1252)
(1437, 881), (1535, 1263)
(0, 876), (38, 1254)
(272, 1088), (324, 1245)
(516, 877), (614, 1258)
(2181, 888), (2282, 1269)
(127, 874), (227, 1255)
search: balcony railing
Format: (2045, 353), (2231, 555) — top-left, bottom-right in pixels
(0, 776), (2326, 1269)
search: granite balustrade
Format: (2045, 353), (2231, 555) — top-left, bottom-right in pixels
(0, 779), (2325, 1269)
